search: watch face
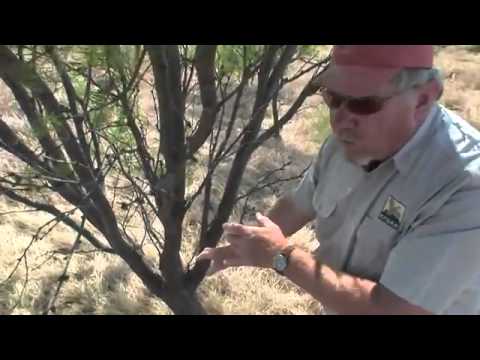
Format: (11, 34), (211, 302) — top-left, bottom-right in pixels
(273, 254), (288, 272)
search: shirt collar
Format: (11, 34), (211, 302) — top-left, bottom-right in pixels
(393, 104), (441, 175)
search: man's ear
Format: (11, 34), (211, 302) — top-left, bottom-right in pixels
(414, 80), (442, 120)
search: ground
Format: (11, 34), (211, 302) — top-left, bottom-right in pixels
(0, 45), (479, 315)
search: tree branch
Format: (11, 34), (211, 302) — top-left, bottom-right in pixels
(42, 215), (86, 315)
(184, 46), (288, 289)
(45, 45), (94, 170)
(254, 77), (324, 148)
(0, 184), (114, 253)
(1, 76), (66, 164)
(118, 91), (156, 184)
(187, 45), (218, 155)
(0, 45), (99, 198)
(146, 45), (187, 283)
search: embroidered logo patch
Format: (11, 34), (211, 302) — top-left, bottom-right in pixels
(378, 196), (406, 231)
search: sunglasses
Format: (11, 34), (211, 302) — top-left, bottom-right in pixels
(320, 88), (401, 116)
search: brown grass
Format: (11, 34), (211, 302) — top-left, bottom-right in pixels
(1, 45), (479, 315)
(436, 46), (480, 127)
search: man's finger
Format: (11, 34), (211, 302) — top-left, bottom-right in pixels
(195, 246), (238, 276)
(224, 234), (246, 247)
(197, 246), (234, 262)
(255, 212), (276, 228)
(223, 222), (256, 236)
(223, 257), (246, 268)
(195, 247), (214, 262)
(209, 246), (240, 275)
(194, 248), (218, 276)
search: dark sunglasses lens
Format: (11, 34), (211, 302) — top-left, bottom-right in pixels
(347, 98), (384, 115)
(322, 90), (385, 115)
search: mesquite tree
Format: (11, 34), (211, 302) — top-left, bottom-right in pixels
(0, 45), (329, 314)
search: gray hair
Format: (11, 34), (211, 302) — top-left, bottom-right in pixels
(390, 67), (444, 99)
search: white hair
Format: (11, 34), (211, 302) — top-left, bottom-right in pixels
(390, 68), (444, 99)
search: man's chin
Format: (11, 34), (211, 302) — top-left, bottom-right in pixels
(342, 148), (374, 167)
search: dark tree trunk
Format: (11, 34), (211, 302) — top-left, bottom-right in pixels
(163, 290), (206, 315)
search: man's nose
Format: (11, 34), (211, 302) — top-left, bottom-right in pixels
(330, 105), (358, 131)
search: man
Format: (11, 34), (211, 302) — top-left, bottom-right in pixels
(197, 45), (480, 315)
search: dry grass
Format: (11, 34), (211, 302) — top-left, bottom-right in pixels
(0, 200), (171, 315)
(436, 46), (480, 127)
(1, 45), (478, 315)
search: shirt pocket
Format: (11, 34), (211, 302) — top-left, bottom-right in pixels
(312, 189), (339, 243)
(349, 215), (401, 280)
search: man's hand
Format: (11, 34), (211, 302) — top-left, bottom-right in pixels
(195, 213), (433, 315)
(196, 213), (289, 276)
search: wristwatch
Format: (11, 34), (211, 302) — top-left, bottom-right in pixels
(272, 245), (296, 275)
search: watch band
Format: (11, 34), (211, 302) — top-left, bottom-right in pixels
(281, 245), (296, 259)
(275, 245), (297, 275)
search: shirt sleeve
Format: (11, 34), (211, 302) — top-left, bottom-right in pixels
(380, 185), (480, 314)
(288, 137), (331, 218)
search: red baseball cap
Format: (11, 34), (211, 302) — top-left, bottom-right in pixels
(316, 45), (434, 97)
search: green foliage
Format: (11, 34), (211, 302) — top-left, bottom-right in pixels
(215, 45), (325, 80)
(62, 45), (142, 82)
(181, 45), (197, 62)
(298, 45), (325, 58)
(65, 45), (109, 69)
(106, 108), (143, 174)
(54, 161), (76, 178)
(11, 44), (328, 184)
(29, 113), (62, 140)
(216, 45), (263, 76)
(310, 105), (331, 145)
(60, 46), (144, 173)
(70, 71), (87, 97)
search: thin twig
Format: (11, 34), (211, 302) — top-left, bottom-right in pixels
(42, 215), (86, 315)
